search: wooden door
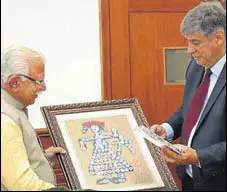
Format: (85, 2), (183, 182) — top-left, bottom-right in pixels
(100, 0), (204, 189)
(100, 0), (203, 125)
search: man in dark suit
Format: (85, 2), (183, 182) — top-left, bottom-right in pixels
(151, 1), (226, 191)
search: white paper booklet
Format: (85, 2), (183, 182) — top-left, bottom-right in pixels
(134, 125), (183, 155)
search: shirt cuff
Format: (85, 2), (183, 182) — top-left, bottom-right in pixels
(161, 122), (174, 142)
(196, 159), (202, 168)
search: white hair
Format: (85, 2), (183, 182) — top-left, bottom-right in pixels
(1, 45), (45, 85)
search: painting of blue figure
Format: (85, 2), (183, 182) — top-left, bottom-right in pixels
(78, 120), (135, 185)
(65, 114), (158, 190)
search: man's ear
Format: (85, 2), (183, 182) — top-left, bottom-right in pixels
(7, 76), (21, 92)
(214, 30), (225, 46)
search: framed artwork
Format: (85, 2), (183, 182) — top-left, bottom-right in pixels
(41, 98), (178, 191)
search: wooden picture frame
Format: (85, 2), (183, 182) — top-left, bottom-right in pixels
(41, 98), (178, 191)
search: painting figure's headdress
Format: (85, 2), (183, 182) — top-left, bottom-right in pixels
(82, 120), (105, 133)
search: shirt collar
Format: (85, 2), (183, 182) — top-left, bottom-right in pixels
(1, 88), (26, 111)
(209, 54), (226, 78)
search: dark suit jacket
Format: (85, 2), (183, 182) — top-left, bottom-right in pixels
(166, 59), (226, 191)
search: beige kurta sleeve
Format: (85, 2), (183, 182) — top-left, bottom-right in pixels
(1, 114), (55, 191)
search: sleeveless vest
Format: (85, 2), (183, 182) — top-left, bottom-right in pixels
(1, 89), (56, 190)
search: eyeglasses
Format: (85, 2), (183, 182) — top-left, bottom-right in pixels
(15, 74), (45, 86)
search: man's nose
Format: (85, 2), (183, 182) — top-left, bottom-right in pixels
(39, 83), (47, 91)
(188, 44), (195, 54)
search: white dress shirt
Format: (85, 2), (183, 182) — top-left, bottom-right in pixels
(162, 54), (226, 178)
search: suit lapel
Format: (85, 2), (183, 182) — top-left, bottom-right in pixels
(196, 63), (226, 129)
